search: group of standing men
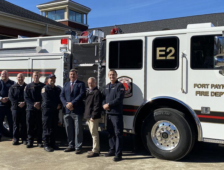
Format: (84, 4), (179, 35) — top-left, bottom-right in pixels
(0, 68), (125, 162)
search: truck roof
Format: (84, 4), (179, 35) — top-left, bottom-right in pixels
(106, 23), (224, 39)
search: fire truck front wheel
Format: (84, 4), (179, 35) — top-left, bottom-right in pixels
(142, 108), (194, 160)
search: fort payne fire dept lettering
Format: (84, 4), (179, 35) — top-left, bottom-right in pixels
(194, 83), (224, 97)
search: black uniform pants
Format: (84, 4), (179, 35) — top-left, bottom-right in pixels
(26, 110), (42, 144)
(42, 109), (59, 147)
(0, 106), (13, 139)
(12, 108), (27, 142)
(107, 114), (123, 156)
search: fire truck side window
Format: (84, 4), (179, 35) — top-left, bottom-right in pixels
(109, 40), (143, 69)
(152, 37), (179, 70)
(191, 35), (220, 69)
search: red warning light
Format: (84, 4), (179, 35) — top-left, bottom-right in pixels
(61, 39), (68, 45)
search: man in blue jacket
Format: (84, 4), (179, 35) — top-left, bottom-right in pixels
(0, 70), (15, 141)
(102, 69), (125, 162)
(60, 69), (86, 154)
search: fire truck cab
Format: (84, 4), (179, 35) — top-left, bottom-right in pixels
(102, 22), (224, 160)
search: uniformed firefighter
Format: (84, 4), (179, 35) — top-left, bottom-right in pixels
(0, 70), (15, 141)
(24, 71), (45, 148)
(41, 74), (61, 152)
(102, 69), (125, 162)
(8, 73), (27, 145)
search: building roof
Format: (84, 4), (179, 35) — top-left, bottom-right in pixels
(0, 0), (70, 29)
(38, 0), (91, 11)
(39, 0), (66, 5)
(90, 12), (224, 35)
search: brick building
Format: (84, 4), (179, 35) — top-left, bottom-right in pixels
(0, 0), (91, 39)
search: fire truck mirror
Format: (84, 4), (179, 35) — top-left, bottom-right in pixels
(214, 36), (224, 67)
(214, 55), (224, 67)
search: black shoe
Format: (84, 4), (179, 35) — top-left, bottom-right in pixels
(104, 152), (115, 157)
(22, 141), (27, 145)
(44, 146), (54, 152)
(37, 143), (43, 148)
(75, 149), (82, 154)
(113, 155), (122, 162)
(26, 143), (33, 148)
(88, 151), (101, 154)
(52, 145), (59, 150)
(87, 152), (99, 158)
(64, 148), (75, 152)
(12, 141), (19, 145)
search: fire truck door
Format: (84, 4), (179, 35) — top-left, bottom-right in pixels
(187, 33), (224, 140)
(106, 38), (145, 130)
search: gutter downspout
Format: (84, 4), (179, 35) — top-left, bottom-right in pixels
(46, 24), (49, 35)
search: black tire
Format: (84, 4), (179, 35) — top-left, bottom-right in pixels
(141, 108), (195, 160)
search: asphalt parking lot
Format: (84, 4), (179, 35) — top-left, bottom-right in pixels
(1, 130), (224, 170)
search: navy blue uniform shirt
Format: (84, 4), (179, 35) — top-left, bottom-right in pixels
(102, 80), (125, 115)
(0, 79), (15, 107)
(8, 83), (26, 110)
(41, 84), (61, 110)
(24, 82), (45, 111)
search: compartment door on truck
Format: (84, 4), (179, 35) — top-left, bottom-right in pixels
(0, 58), (30, 83)
(31, 56), (63, 87)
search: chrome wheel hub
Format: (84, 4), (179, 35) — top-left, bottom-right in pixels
(151, 120), (180, 151)
(3, 121), (9, 130)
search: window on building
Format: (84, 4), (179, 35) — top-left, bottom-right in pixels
(76, 12), (82, 23)
(69, 10), (83, 23)
(83, 14), (87, 24)
(191, 35), (220, 69)
(109, 40), (143, 69)
(152, 37), (179, 70)
(47, 9), (64, 20)
(69, 10), (76, 21)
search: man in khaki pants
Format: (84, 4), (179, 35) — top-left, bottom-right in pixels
(84, 77), (102, 158)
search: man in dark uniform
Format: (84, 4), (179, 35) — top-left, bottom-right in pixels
(24, 71), (45, 148)
(0, 70), (15, 141)
(41, 74), (61, 152)
(9, 73), (27, 145)
(102, 69), (125, 162)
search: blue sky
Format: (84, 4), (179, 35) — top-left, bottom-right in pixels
(7, 0), (224, 28)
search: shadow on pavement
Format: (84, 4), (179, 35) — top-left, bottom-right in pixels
(123, 156), (153, 160)
(181, 142), (224, 163)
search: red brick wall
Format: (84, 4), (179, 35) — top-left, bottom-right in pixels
(59, 21), (88, 31)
